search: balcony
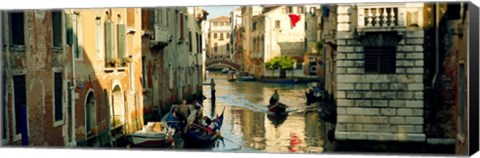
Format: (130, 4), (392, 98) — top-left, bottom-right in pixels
(150, 25), (170, 48)
(356, 4), (423, 32)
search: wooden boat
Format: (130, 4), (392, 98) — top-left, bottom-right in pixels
(183, 108), (226, 148)
(126, 122), (175, 148)
(267, 112), (288, 128)
(268, 102), (287, 114)
(238, 75), (255, 81)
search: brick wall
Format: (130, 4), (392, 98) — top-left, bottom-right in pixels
(334, 5), (426, 142)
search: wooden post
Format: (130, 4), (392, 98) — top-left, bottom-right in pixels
(211, 78), (216, 118)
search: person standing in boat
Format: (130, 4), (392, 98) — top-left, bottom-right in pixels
(270, 89), (280, 105)
(177, 100), (194, 129)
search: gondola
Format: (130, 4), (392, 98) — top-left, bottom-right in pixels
(182, 107), (226, 148)
(267, 111), (288, 128)
(268, 102), (288, 114)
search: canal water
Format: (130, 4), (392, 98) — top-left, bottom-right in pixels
(198, 72), (335, 153)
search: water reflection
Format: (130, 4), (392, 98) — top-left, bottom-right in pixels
(202, 72), (331, 153)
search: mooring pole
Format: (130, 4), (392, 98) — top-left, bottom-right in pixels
(210, 78), (216, 118)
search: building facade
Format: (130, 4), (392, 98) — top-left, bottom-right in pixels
(207, 16), (232, 61)
(2, 8), (144, 147)
(241, 6), (263, 75)
(249, 6), (307, 78)
(140, 7), (206, 118)
(230, 8), (243, 65)
(333, 3), (427, 142)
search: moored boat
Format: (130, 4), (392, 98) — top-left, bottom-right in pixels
(126, 122), (175, 148)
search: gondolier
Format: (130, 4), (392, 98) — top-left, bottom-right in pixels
(270, 89), (280, 105)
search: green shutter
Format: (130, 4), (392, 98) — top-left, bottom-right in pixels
(66, 14), (73, 45)
(105, 21), (114, 62)
(117, 24), (126, 59)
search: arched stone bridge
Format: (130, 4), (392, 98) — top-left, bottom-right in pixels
(205, 59), (241, 71)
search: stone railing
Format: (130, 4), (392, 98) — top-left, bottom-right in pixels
(357, 3), (424, 29)
(357, 5), (404, 28)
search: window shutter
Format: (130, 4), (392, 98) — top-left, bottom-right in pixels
(189, 31), (192, 52)
(66, 14), (73, 46)
(105, 21), (114, 62)
(117, 24), (126, 59)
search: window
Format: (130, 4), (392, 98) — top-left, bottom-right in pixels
(117, 24), (126, 61)
(66, 14), (73, 46)
(169, 64), (173, 89)
(310, 7), (316, 15)
(142, 57), (146, 88)
(298, 7), (304, 14)
(196, 33), (200, 54)
(13, 75), (26, 136)
(72, 14), (83, 59)
(364, 47), (396, 73)
(214, 43), (218, 52)
(214, 33), (217, 39)
(208, 33), (211, 38)
(96, 18), (103, 59)
(305, 22), (308, 29)
(105, 21), (114, 66)
(189, 31), (192, 52)
(10, 12), (25, 46)
(458, 63), (465, 138)
(213, 22), (218, 26)
(252, 22), (257, 31)
(52, 11), (63, 48)
(287, 7), (293, 14)
(275, 20), (281, 28)
(54, 72), (63, 122)
(227, 33), (230, 39)
(2, 71), (7, 140)
(127, 8), (135, 27)
(227, 43), (230, 51)
(220, 33), (224, 40)
(179, 14), (184, 39)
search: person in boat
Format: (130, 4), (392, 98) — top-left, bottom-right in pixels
(270, 89), (280, 105)
(313, 82), (323, 97)
(165, 108), (182, 130)
(177, 100), (194, 129)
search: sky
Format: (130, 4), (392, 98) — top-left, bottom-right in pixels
(204, 6), (240, 19)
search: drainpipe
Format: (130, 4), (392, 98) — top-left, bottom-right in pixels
(70, 11), (79, 147)
(431, 3), (440, 89)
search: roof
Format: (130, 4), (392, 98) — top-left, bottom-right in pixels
(209, 16), (230, 22)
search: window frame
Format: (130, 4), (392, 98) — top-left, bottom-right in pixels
(2, 71), (9, 144)
(364, 46), (396, 74)
(95, 17), (104, 61)
(275, 20), (281, 29)
(53, 70), (65, 127)
(9, 11), (26, 48)
(51, 10), (63, 49)
(11, 74), (27, 142)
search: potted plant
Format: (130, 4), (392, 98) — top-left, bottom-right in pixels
(121, 57), (132, 66)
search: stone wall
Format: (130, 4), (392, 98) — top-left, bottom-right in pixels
(334, 4), (426, 142)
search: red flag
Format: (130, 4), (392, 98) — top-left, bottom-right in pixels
(289, 14), (301, 27)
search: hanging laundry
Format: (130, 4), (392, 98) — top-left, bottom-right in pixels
(289, 14), (301, 27)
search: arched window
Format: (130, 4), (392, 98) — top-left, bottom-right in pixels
(214, 43), (218, 52)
